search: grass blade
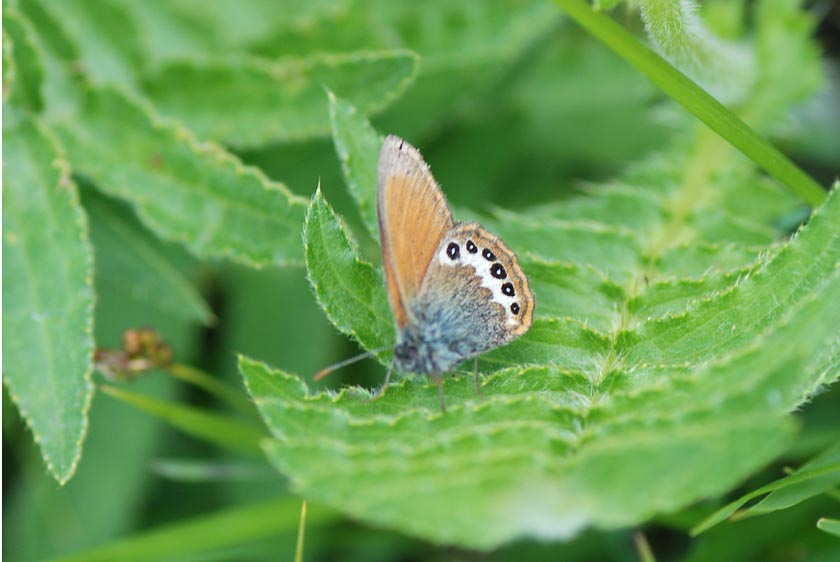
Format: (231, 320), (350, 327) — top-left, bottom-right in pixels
(552, 0), (826, 206)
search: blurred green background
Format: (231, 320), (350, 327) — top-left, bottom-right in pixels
(4, 0), (840, 560)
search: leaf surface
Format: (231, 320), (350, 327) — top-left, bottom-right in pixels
(242, 89), (840, 546)
(54, 86), (308, 267)
(3, 118), (95, 483)
(142, 50), (419, 147)
(84, 192), (214, 326)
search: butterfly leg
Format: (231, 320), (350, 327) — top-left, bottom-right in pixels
(368, 361), (395, 402)
(473, 357), (483, 397)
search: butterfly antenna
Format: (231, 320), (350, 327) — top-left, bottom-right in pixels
(313, 346), (390, 381)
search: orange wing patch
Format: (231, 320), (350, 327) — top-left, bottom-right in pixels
(377, 136), (454, 328)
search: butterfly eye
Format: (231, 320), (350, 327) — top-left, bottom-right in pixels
(502, 282), (515, 296)
(482, 249), (495, 261)
(491, 263), (507, 279)
(510, 303), (520, 315)
(466, 240), (477, 253)
(446, 242), (460, 260)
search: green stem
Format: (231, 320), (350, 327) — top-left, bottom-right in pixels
(100, 385), (265, 456)
(633, 531), (657, 562)
(294, 501), (307, 562)
(168, 363), (254, 416)
(553, 0), (826, 207)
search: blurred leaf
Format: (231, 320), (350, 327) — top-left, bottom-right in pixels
(373, 0), (562, 139)
(46, 499), (338, 562)
(16, 0), (85, 119)
(117, 0), (346, 61)
(683, 497), (840, 562)
(748, 0), (822, 126)
(3, 118), (94, 484)
(143, 50), (419, 147)
(778, 71), (840, 168)
(692, 442), (840, 535)
(554, 0), (825, 206)
(54, 86), (309, 267)
(329, 90), (382, 238)
(167, 363), (253, 416)
(84, 191), (215, 326)
(817, 518), (840, 538)
(3, 9), (44, 118)
(3, 238), (202, 561)
(33, 0), (142, 88)
(246, 0), (561, 139)
(213, 264), (340, 385)
(100, 385), (265, 456)
(148, 457), (279, 483)
(612, 0), (754, 103)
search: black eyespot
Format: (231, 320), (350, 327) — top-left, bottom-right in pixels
(491, 263), (507, 279)
(482, 248), (495, 261)
(510, 303), (520, 315)
(502, 282), (515, 296)
(466, 240), (477, 253)
(446, 242), (460, 260)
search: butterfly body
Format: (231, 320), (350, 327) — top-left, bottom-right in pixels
(377, 136), (534, 398)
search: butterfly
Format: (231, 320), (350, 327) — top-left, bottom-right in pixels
(374, 135), (534, 411)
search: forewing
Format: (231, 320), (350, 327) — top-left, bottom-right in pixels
(377, 135), (454, 328)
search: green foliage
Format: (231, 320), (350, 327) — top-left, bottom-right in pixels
(3, 0), (839, 560)
(99, 384), (266, 456)
(329, 91), (381, 237)
(245, 158), (839, 546)
(303, 189), (392, 357)
(55, 86), (309, 267)
(84, 191), (215, 326)
(3, 118), (94, 484)
(693, 442), (840, 534)
(555, 0), (826, 206)
(45, 499), (338, 562)
(3, 10), (44, 118)
(143, 51), (419, 147)
(818, 518), (840, 538)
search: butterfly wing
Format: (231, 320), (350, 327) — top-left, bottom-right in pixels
(411, 223), (534, 370)
(377, 136), (454, 329)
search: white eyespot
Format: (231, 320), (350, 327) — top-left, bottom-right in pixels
(439, 238), (519, 324)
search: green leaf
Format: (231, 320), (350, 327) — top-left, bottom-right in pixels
(33, 0), (142, 88)
(84, 191), (215, 326)
(246, 90), (840, 546)
(99, 384), (265, 456)
(148, 458), (278, 483)
(142, 50), (419, 147)
(2, 117), (95, 484)
(303, 189), (393, 357)
(691, 442), (840, 535)
(329, 90), (382, 238)
(44, 499), (338, 562)
(553, 0), (826, 207)
(817, 518), (840, 538)
(54, 86), (308, 267)
(614, 0), (755, 104)
(749, 0), (822, 126)
(3, 9), (45, 116)
(16, 0), (85, 118)
(241, 358), (798, 549)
